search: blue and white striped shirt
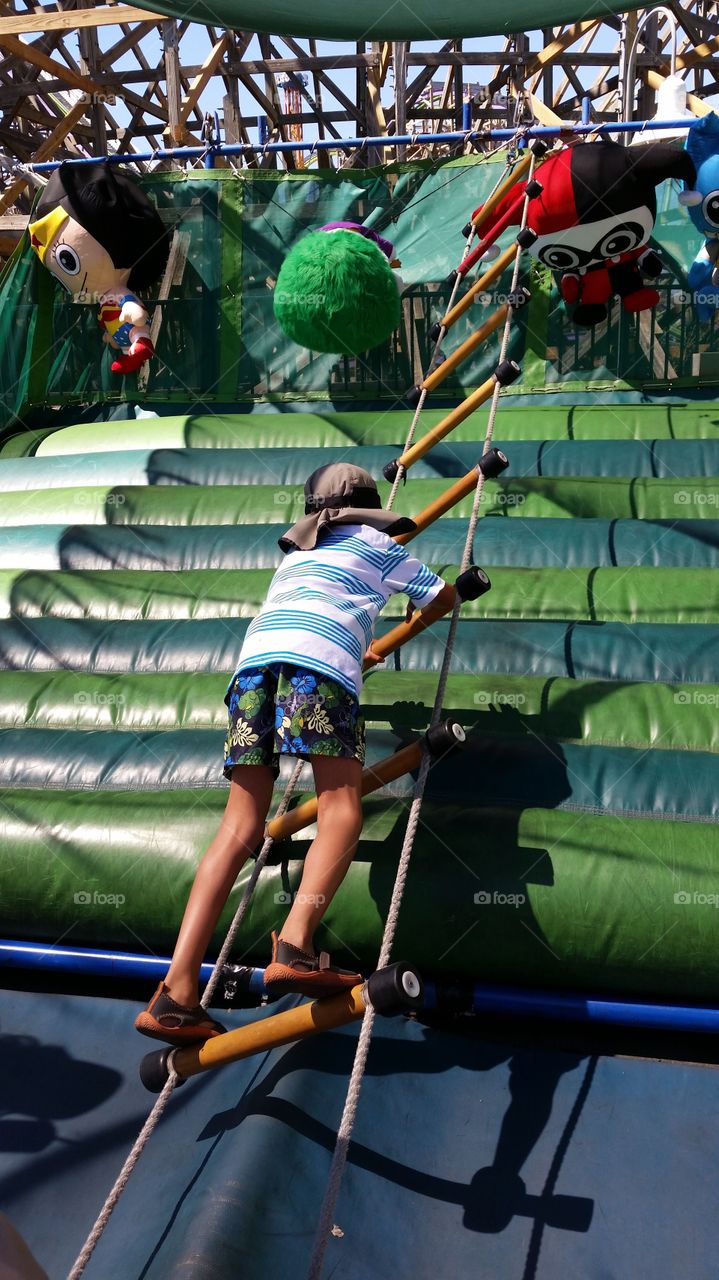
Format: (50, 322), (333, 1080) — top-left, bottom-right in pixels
(234, 523), (445, 697)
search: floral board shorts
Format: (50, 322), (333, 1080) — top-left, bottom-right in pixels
(223, 664), (366, 779)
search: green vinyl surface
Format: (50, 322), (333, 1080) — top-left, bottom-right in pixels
(0, 565), (715, 625)
(1, 517), (718, 573)
(3, 441), (718, 489)
(0, 477), (715, 527)
(0, 786), (716, 998)
(0, 615), (716, 685)
(1, 669), (716, 754)
(5, 404), (719, 459)
(127, 0), (646, 39)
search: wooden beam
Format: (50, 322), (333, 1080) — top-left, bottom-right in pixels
(162, 17), (184, 145)
(0, 5), (164, 34)
(552, 24), (601, 107)
(523, 20), (599, 79)
(378, 40), (391, 87)
(98, 19), (161, 70)
(527, 90), (563, 126)
(0, 30), (168, 121)
(178, 31), (228, 126)
(642, 67), (712, 117)
(0, 96), (87, 218)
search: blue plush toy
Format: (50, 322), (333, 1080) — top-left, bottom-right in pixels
(681, 113), (719, 321)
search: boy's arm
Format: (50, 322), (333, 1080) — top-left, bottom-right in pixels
(365, 569), (489, 668)
(364, 581), (459, 667)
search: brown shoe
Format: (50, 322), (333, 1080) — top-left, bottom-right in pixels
(134, 982), (226, 1046)
(264, 931), (363, 999)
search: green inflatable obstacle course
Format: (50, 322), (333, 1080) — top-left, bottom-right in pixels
(0, 164), (717, 1007)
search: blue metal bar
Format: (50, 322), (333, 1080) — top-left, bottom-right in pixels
(28, 115), (699, 171)
(2, 939), (717, 1033)
(423, 980), (719, 1034)
(0, 938), (271, 998)
(581, 95), (591, 125)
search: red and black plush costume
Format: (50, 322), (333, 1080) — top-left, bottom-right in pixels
(474, 141), (695, 327)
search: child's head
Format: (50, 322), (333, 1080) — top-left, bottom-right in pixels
(279, 463), (416, 553)
(304, 463), (381, 514)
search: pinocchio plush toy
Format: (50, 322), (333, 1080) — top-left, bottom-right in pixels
(28, 162), (169, 374)
(474, 141), (695, 327)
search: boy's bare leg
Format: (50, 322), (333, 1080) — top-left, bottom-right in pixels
(279, 756), (363, 956)
(164, 764), (274, 1007)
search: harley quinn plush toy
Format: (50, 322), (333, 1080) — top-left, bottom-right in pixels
(474, 140), (695, 327)
(28, 162), (169, 374)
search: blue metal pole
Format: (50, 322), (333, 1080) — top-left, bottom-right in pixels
(0, 937), (265, 995)
(29, 115), (700, 171)
(462, 99), (472, 131)
(581, 95), (591, 125)
(422, 979), (719, 1034)
(2, 939), (718, 1033)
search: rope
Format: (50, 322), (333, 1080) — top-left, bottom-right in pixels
(306, 152), (537, 1280)
(387, 143), (526, 509)
(66, 757), (304, 1278)
(201, 757), (304, 1007)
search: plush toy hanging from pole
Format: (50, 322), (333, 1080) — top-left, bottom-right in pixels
(473, 141), (695, 327)
(28, 162), (170, 374)
(680, 113), (719, 322)
(273, 222), (402, 355)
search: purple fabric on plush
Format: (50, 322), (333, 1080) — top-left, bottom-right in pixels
(319, 221), (395, 261)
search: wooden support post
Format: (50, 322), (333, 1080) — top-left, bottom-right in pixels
(453, 40), (463, 132)
(162, 20), (184, 146)
(441, 242), (519, 331)
(367, 42), (388, 166)
(171, 985), (368, 1080)
(267, 740), (424, 843)
(77, 0), (107, 155)
(420, 306), (509, 394)
(394, 39), (407, 159)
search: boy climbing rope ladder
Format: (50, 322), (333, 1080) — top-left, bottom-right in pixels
(135, 463), (458, 1046)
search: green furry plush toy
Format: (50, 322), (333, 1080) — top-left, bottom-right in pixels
(273, 222), (402, 355)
